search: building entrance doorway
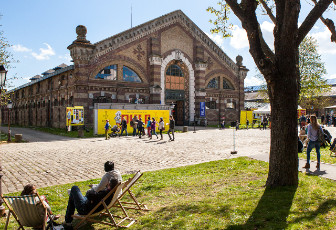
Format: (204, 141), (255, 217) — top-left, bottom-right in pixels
(169, 100), (184, 126)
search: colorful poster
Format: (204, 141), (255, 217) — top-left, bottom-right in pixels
(66, 106), (84, 126)
(240, 110), (253, 125)
(297, 109), (306, 118)
(97, 109), (170, 134)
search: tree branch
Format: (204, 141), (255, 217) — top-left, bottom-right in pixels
(226, 0), (275, 78)
(297, 0), (333, 45)
(259, 0), (276, 24)
(311, 0), (336, 43)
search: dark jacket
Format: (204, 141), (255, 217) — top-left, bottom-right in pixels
(121, 119), (127, 128)
(86, 188), (114, 213)
(137, 120), (144, 129)
(169, 119), (175, 129)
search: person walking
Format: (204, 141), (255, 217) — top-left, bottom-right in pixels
(263, 117), (268, 130)
(131, 115), (138, 137)
(246, 119), (249, 130)
(151, 117), (158, 139)
(119, 117), (128, 137)
(137, 117), (144, 138)
(158, 117), (165, 140)
(303, 115), (322, 169)
(235, 120), (239, 131)
(104, 120), (111, 140)
(168, 115), (175, 141)
(146, 117), (152, 138)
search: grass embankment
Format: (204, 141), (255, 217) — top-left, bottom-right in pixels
(298, 145), (336, 165)
(1, 157), (336, 229)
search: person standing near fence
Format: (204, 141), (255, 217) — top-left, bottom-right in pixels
(104, 120), (111, 140)
(151, 117), (158, 139)
(119, 117), (128, 137)
(146, 117), (152, 138)
(159, 117), (165, 140)
(131, 115), (138, 136)
(168, 115), (175, 141)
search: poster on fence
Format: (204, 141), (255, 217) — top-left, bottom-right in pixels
(66, 106), (84, 126)
(96, 109), (170, 134)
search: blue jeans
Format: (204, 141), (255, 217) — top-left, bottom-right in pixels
(306, 140), (321, 164)
(120, 127), (128, 136)
(132, 127), (137, 136)
(65, 186), (90, 223)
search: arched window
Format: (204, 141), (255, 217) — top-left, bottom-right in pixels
(166, 64), (184, 90)
(223, 78), (234, 89)
(95, 65), (117, 80)
(123, 66), (142, 82)
(166, 64), (183, 76)
(207, 77), (219, 89)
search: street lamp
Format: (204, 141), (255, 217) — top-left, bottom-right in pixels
(0, 65), (7, 216)
(7, 101), (12, 142)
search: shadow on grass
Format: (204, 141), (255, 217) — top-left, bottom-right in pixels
(226, 186), (297, 230)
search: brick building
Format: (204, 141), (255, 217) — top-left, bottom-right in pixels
(4, 10), (248, 128)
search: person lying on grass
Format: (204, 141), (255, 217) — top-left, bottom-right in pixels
(64, 177), (119, 227)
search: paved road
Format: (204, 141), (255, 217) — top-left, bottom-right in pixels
(0, 127), (75, 142)
(1, 126), (336, 194)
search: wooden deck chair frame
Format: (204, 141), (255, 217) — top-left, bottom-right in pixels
(114, 170), (149, 211)
(72, 181), (135, 229)
(1, 192), (52, 230)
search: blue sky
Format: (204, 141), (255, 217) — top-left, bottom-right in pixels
(2, 0), (336, 89)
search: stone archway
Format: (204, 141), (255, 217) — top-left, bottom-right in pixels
(160, 50), (195, 122)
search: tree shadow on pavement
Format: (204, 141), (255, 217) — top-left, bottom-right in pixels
(226, 186), (297, 230)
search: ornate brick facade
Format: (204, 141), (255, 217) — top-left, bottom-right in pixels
(5, 10), (248, 128)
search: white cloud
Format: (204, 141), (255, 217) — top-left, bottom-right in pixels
(260, 21), (275, 50)
(325, 73), (336, 79)
(311, 28), (336, 55)
(206, 33), (224, 49)
(230, 25), (249, 49)
(244, 76), (265, 87)
(12, 44), (32, 52)
(31, 43), (55, 60)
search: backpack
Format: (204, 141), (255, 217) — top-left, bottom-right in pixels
(130, 120), (134, 126)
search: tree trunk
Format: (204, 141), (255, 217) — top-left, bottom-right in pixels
(266, 60), (299, 187)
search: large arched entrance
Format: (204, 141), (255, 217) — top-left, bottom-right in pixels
(160, 50), (195, 125)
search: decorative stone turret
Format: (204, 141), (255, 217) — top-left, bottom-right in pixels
(236, 55), (249, 111)
(67, 25), (95, 63)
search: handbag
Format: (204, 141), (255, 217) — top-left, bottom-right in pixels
(318, 127), (326, 146)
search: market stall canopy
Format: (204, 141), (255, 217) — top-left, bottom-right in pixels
(253, 104), (304, 115)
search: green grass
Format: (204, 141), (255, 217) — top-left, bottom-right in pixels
(1, 157), (336, 229)
(298, 145), (336, 164)
(31, 126), (100, 138)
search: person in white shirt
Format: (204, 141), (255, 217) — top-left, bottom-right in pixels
(89, 161), (122, 192)
(303, 115), (322, 169)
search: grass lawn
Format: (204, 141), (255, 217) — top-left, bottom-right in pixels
(298, 145), (336, 165)
(1, 157), (336, 229)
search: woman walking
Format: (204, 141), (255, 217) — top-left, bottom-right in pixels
(158, 117), (165, 140)
(303, 115), (322, 169)
(150, 117), (158, 139)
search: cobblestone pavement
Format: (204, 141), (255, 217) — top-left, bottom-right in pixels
(0, 127), (272, 194)
(2, 126), (336, 194)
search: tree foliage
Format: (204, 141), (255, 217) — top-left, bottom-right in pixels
(299, 36), (330, 109)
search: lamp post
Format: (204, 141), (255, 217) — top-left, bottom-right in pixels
(7, 101), (12, 142)
(0, 64), (8, 216)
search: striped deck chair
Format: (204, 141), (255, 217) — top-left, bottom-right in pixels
(72, 181), (136, 229)
(1, 193), (50, 230)
(115, 171), (149, 211)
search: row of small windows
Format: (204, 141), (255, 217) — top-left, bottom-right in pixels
(95, 65), (142, 83)
(207, 77), (234, 90)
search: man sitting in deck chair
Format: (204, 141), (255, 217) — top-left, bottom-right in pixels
(63, 177), (119, 228)
(88, 161), (122, 193)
